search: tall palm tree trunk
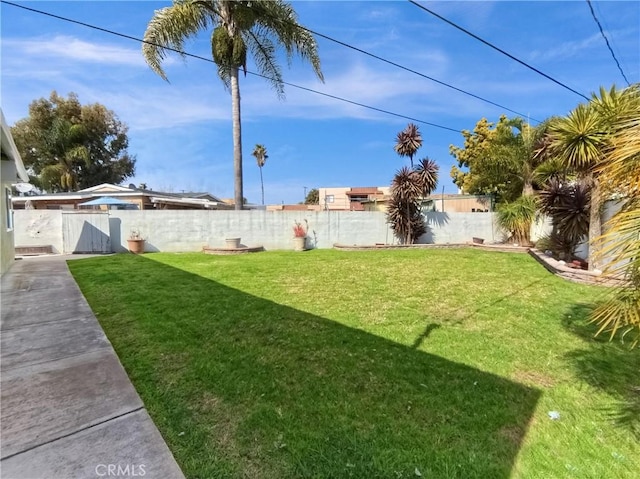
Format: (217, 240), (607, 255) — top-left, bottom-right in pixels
(589, 175), (602, 270)
(259, 166), (265, 205)
(230, 68), (243, 210)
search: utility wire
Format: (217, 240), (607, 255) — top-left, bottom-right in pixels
(292, 23), (541, 123)
(586, 0), (630, 86)
(408, 0), (591, 101)
(1, 0), (461, 133)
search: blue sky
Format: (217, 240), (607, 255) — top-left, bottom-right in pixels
(2, 1), (638, 204)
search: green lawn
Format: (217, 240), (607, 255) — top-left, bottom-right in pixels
(68, 249), (639, 479)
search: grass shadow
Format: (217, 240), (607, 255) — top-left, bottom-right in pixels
(562, 303), (640, 440)
(69, 254), (540, 479)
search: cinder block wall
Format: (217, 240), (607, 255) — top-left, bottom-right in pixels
(14, 210), (501, 253)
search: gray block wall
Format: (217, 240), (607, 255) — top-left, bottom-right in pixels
(14, 210), (501, 253)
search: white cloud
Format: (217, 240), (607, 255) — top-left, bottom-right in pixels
(529, 33), (601, 63)
(4, 35), (165, 67)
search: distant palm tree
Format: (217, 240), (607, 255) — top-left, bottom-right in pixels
(142, 0), (323, 210)
(252, 144), (268, 205)
(394, 123), (422, 167)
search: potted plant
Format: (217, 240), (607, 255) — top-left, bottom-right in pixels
(127, 229), (146, 254)
(292, 220), (308, 251)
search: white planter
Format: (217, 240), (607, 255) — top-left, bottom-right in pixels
(225, 237), (241, 249)
(293, 236), (306, 251)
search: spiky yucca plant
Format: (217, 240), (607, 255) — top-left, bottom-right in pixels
(496, 195), (537, 245)
(394, 123), (423, 168)
(537, 178), (591, 260)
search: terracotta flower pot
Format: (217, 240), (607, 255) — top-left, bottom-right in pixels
(127, 238), (146, 254)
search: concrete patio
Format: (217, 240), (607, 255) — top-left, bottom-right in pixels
(1, 255), (184, 479)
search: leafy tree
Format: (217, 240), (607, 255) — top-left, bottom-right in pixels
(11, 91), (135, 192)
(394, 123), (422, 168)
(387, 158), (439, 244)
(304, 188), (319, 205)
(143, 0), (323, 210)
(252, 144), (268, 205)
(450, 116), (555, 202)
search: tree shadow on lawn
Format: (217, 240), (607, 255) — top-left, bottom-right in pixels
(563, 304), (640, 440)
(71, 255), (540, 479)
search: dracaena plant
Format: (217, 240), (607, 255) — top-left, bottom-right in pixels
(387, 158), (439, 244)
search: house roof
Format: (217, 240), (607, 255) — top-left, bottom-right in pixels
(150, 196), (229, 209)
(13, 183), (225, 204)
(1, 109), (29, 183)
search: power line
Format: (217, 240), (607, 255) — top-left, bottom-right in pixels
(0, 0), (461, 133)
(408, 0), (591, 101)
(292, 23), (541, 123)
(586, 0), (630, 86)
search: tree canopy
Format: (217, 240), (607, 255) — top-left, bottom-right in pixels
(304, 188), (319, 205)
(11, 91), (135, 192)
(449, 115), (551, 202)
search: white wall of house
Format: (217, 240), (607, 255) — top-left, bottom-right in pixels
(14, 210), (501, 253)
(1, 109), (29, 275)
(1, 161), (18, 275)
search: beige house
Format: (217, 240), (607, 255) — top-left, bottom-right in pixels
(422, 194), (494, 213)
(319, 186), (493, 213)
(319, 187), (391, 211)
(1, 109), (30, 275)
(12, 183), (232, 211)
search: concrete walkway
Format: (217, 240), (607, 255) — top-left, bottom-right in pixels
(1, 255), (184, 479)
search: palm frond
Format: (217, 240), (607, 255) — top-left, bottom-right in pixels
(243, 28), (284, 97)
(549, 103), (607, 172)
(142, 1), (212, 81)
(251, 0), (323, 82)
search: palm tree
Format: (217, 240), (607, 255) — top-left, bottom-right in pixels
(142, 0), (323, 210)
(549, 103), (608, 269)
(589, 84), (640, 345)
(394, 123), (422, 167)
(252, 143), (267, 205)
(549, 86), (635, 269)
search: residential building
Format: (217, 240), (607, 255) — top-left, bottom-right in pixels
(422, 194), (494, 213)
(1, 109), (30, 275)
(12, 183), (232, 211)
(319, 187), (391, 211)
(319, 186), (493, 213)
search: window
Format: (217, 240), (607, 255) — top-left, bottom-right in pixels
(5, 187), (13, 230)
(326, 195), (335, 203)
